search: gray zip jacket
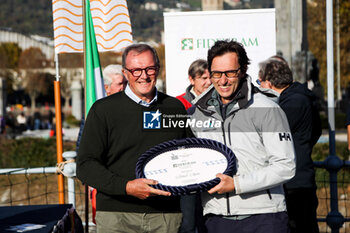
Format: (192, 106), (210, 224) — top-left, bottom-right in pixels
(189, 76), (296, 216)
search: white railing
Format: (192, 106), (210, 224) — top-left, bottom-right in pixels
(0, 151), (77, 207)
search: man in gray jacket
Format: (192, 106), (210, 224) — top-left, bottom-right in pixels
(189, 40), (296, 233)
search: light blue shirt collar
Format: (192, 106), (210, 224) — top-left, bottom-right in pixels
(125, 84), (158, 107)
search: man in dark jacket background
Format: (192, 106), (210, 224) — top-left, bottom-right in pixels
(258, 57), (321, 233)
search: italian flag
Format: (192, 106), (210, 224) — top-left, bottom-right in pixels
(85, 0), (106, 116)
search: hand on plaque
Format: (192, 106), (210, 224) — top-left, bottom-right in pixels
(208, 173), (235, 195)
(126, 178), (171, 200)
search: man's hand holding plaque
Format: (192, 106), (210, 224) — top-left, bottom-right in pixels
(208, 173), (235, 195)
(136, 138), (236, 196)
(126, 178), (171, 199)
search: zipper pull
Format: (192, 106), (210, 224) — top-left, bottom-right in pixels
(266, 189), (272, 200)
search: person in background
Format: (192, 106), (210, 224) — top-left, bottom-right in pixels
(0, 115), (5, 134)
(4, 112), (16, 138)
(189, 40), (295, 233)
(76, 64), (127, 150)
(176, 59), (211, 110)
(346, 103), (350, 151)
(176, 59), (211, 233)
(33, 110), (41, 130)
(258, 57), (321, 233)
(16, 112), (27, 133)
(48, 109), (54, 130)
(103, 64), (128, 96)
(76, 64), (128, 224)
(77, 43), (192, 233)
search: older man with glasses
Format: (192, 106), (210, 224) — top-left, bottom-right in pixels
(102, 64), (128, 96)
(188, 40), (296, 233)
(77, 43), (193, 233)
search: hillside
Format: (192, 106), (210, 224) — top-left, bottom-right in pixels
(0, 0), (274, 42)
(0, 0), (197, 42)
(0, 0), (54, 37)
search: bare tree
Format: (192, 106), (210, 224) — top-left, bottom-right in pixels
(24, 72), (49, 113)
(100, 51), (122, 67)
(60, 70), (72, 113)
(59, 53), (83, 68)
(18, 47), (47, 69)
(18, 47), (49, 113)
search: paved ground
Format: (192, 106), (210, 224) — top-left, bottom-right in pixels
(17, 127), (80, 141)
(334, 133), (347, 142)
(319, 129), (347, 143)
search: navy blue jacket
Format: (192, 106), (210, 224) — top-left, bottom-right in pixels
(279, 82), (322, 189)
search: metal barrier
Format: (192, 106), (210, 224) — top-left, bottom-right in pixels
(314, 152), (350, 233)
(0, 151), (77, 207)
(0, 151), (96, 232)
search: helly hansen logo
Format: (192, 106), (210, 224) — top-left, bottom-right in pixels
(279, 132), (292, 141)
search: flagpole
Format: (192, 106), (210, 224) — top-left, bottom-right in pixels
(83, 0), (89, 232)
(83, 2), (87, 114)
(52, 0), (133, 228)
(54, 52), (65, 204)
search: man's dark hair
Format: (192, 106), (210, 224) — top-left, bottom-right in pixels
(188, 59), (208, 79)
(122, 43), (160, 68)
(259, 58), (293, 89)
(207, 40), (250, 74)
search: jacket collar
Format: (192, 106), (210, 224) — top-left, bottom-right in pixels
(257, 87), (280, 103)
(184, 84), (196, 101)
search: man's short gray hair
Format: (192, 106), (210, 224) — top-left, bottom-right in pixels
(122, 43), (160, 68)
(188, 59), (208, 79)
(103, 64), (124, 86)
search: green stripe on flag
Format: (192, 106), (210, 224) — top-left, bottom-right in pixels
(85, 0), (105, 116)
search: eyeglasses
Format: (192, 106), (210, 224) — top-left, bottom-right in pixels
(210, 68), (240, 80)
(124, 66), (158, 77)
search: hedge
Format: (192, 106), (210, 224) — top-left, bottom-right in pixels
(0, 137), (76, 168)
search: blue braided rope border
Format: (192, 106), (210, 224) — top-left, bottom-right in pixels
(135, 138), (237, 196)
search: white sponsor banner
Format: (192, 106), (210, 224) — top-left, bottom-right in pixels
(164, 9), (276, 96)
